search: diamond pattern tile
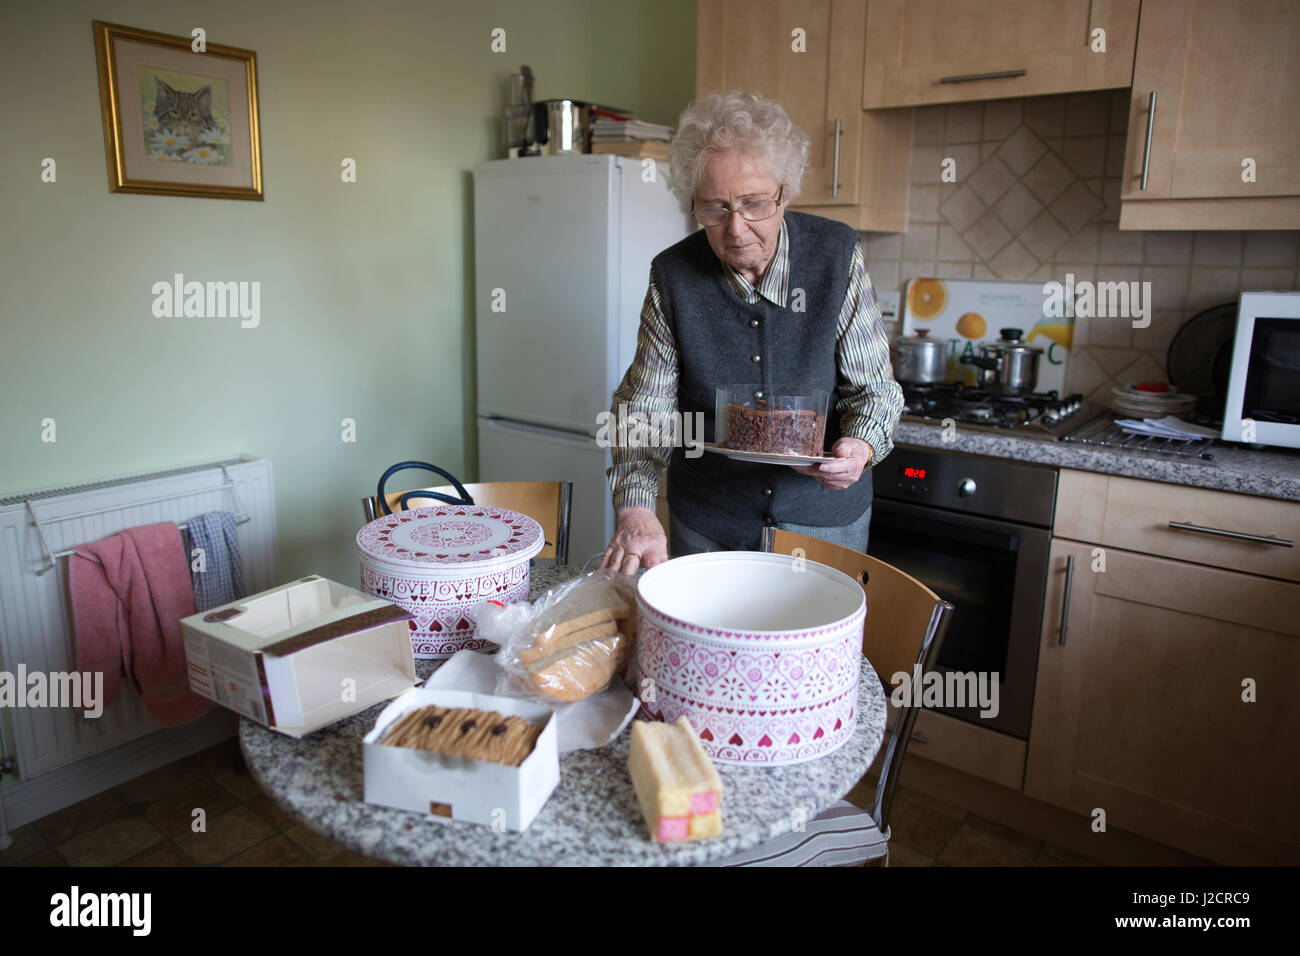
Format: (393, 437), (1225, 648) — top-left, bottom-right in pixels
(997, 125), (1048, 176)
(967, 156), (1017, 205)
(939, 184), (987, 233)
(1022, 150), (1074, 206)
(1019, 211), (1071, 261)
(988, 239), (1039, 278)
(963, 212), (1013, 261)
(993, 183), (1043, 234)
(906, 88), (1300, 399)
(1052, 181), (1105, 234)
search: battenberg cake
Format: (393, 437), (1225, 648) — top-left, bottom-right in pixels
(628, 715), (724, 842)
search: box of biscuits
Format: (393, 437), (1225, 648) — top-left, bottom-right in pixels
(181, 575), (417, 738)
(363, 686), (560, 832)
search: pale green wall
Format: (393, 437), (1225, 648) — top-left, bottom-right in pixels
(0, 0), (694, 784)
(0, 0), (696, 587)
(591, 0), (699, 127)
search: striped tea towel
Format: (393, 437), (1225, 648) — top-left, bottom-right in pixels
(182, 511), (246, 611)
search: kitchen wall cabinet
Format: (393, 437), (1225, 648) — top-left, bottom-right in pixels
(1024, 471), (1300, 864)
(1119, 0), (1300, 229)
(695, 0), (911, 231)
(862, 0), (1139, 108)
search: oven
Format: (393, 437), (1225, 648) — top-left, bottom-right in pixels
(869, 447), (1056, 739)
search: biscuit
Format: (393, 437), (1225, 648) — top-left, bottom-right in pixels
(380, 705), (542, 766)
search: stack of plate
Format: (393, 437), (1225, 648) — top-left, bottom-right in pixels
(1111, 383), (1198, 417)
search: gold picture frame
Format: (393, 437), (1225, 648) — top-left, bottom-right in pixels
(93, 20), (263, 200)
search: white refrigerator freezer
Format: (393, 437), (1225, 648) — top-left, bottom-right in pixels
(473, 154), (690, 567)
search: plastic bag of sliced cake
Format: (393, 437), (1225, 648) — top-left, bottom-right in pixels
(473, 569), (639, 704)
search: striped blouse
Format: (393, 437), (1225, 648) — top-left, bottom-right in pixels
(606, 218), (904, 513)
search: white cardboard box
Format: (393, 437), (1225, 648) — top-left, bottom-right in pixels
(363, 686), (559, 832)
(180, 575), (416, 737)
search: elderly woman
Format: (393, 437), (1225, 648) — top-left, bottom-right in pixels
(599, 91), (903, 574)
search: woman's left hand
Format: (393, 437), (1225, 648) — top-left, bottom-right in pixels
(791, 436), (872, 489)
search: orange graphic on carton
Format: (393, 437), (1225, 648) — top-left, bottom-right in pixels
(955, 311), (986, 339)
(907, 279), (947, 319)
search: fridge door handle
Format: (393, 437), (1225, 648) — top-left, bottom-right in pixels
(480, 416), (598, 445)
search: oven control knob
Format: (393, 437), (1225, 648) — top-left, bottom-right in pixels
(957, 478), (977, 497)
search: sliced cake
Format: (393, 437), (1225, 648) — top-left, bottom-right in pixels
(627, 715), (724, 842)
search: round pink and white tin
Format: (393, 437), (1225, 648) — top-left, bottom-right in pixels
(356, 505), (544, 659)
(635, 551), (865, 766)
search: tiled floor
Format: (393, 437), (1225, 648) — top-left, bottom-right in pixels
(0, 739), (386, 867)
(842, 776), (1097, 866)
(1, 738), (1093, 866)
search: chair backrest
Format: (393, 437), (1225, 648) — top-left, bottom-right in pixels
(763, 528), (954, 833)
(361, 481), (573, 564)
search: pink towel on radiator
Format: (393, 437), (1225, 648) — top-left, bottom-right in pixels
(67, 521), (211, 727)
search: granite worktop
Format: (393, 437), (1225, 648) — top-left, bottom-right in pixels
(237, 565), (889, 866)
(893, 420), (1300, 502)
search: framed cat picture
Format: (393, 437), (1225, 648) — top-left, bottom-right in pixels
(93, 20), (263, 200)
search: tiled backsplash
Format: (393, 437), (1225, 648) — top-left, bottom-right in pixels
(861, 89), (1300, 404)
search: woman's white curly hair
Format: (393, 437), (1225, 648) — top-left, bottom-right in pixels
(668, 90), (809, 210)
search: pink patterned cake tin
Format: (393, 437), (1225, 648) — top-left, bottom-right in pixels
(356, 505), (544, 659)
(635, 551), (865, 766)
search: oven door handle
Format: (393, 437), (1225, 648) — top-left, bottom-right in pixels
(1058, 555), (1075, 647)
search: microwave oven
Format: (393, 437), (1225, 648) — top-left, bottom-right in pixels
(1221, 291), (1300, 449)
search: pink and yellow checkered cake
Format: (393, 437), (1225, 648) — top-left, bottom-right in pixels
(627, 716), (724, 842)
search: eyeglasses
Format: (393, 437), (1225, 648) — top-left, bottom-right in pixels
(691, 185), (784, 226)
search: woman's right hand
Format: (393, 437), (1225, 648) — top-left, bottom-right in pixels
(599, 506), (668, 575)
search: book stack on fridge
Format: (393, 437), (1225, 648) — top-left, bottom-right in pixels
(589, 108), (674, 160)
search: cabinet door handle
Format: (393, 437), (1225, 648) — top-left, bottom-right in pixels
(938, 68), (1027, 84)
(1168, 521), (1294, 548)
(1140, 91), (1157, 190)
(1058, 555), (1075, 647)
(831, 118), (843, 198)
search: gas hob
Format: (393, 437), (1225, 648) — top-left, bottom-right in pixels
(900, 383), (1091, 439)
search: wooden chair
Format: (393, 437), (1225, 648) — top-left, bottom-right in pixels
(361, 481), (573, 565)
(712, 528), (954, 867)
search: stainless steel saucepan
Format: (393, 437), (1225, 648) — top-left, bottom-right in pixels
(961, 328), (1044, 395)
(894, 328), (947, 384)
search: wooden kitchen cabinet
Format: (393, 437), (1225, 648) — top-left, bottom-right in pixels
(862, 0), (1139, 108)
(905, 709), (1027, 791)
(1025, 484), (1300, 864)
(1055, 469), (1300, 583)
(696, 0), (911, 231)
(1119, 0), (1300, 229)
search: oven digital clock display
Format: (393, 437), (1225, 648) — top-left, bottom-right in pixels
(902, 466), (928, 480)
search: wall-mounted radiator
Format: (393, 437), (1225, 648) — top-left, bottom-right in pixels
(0, 457), (278, 790)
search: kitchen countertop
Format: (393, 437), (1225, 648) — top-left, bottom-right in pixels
(238, 564), (889, 866)
(893, 419), (1300, 502)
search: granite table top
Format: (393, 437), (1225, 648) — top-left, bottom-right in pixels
(893, 420), (1300, 501)
(239, 565), (889, 866)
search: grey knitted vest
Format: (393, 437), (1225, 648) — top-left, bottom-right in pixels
(655, 210), (874, 550)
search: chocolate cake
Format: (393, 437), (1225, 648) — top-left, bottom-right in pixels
(721, 400), (826, 456)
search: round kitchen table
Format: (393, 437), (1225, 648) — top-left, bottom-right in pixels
(238, 564), (888, 866)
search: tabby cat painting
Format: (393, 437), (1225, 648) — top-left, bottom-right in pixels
(94, 20), (262, 199)
(139, 69), (233, 166)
